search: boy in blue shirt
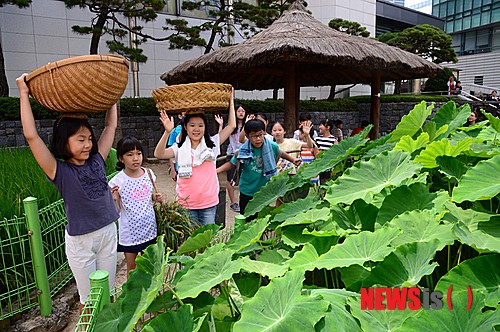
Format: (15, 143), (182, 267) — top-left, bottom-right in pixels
(217, 119), (301, 217)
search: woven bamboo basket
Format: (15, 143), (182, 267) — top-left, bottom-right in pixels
(152, 82), (232, 113)
(25, 54), (129, 114)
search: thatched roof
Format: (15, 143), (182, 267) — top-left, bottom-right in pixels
(161, 1), (442, 89)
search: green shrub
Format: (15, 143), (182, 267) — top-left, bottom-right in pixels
(347, 94), (452, 104)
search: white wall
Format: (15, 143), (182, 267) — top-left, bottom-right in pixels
(1, 0), (377, 99)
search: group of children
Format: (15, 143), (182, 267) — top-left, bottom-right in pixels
(16, 71), (346, 313)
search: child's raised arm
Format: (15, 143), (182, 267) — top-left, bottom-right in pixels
(17, 74), (57, 180)
(219, 90), (237, 144)
(238, 114), (254, 143)
(300, 120), (314, 148)
(98, 103), (118, 160)
(154, 111), (175, 160)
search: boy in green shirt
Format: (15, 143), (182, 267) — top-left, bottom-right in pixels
(218, 119), (301, 217)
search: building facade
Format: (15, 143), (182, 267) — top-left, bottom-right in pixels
(1, 0), (442, 100)
(433, 0), (500, 92)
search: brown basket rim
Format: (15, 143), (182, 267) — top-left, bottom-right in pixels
(153, 82), (232, 93)
(25, 54), (129, 82)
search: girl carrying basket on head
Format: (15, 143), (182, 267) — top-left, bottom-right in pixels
(154, 91), (236, 225)
(16, 74), (119, 314)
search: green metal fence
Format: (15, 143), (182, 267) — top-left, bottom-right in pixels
(0, 171), (118, 322)
(0, 197), (71, 321)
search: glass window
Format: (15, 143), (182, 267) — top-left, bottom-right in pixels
(474, 76), (484, 85)
(481, 11), (491, 25)
(464, 31), (476, 54)
(181, 0), (221, 19)
(454, 18), (462, 31)
(463, 15), (471, 29)
(464, 1), (472, 10)
(447, 0), (455, 15)
(477, 29), (490, 47)
(455, 0), (463, 13)
(493, 8), (500, 23)
(446, 21), (454, 33)
(472, 13), (481, 27)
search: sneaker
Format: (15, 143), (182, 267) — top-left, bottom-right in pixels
(230, 203), (240, 212)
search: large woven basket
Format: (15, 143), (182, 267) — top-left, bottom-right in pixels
(25, 54), (129, 114)
(152, 82), (232, 113)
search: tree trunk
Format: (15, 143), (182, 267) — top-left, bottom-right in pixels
(394, 80), (402, 95)
(273, 88), (278, 100)
(90, 7), (109, 54)
(0, 39), (9, 97)
(327, 85), (336, 101)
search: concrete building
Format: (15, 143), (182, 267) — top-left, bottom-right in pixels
(0, 0), (440, 100)
(433, 0), (500, 94)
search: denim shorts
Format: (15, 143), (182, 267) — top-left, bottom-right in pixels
(189, 205), (217, 226)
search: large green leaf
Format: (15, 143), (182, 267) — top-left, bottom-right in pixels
(330, 199), (379, 235)
(280, 207), (330, 228)
(480, 108), (500, 132)
(295, 129), (369, 181)
(388, 101), (433, 143)
(376, 183), (448, 226)
(364, 240), (440, 287)
(431, 102), (471, 139)
(435, 254), (500, 307)
(349, 296), (418, 332)
(414, 138), (473, 168)
(309, 289), (361, 332)
(422, 121), (448, 142)
(233, 270), (329, 332)
(226, 217), (269, 252)
(177, 224), (220, 255)
(436, 155), (468, 180)
(239, 256), (288, 279)
(175, 249), (242, 299)
(394, 132), (429, 154)
(340, 265), (372, 292)
(388, 210), (455, 248)
(281, 225), (315, 248)
(397, 292), (500, 332)
(95, 237), (168, 332)
(288, 243), (319, 271)
(444, 202), (500, 253)
(273, 195), (318, 223)
(325, 150), (422, 206)
(452, 154), (500, 202)
(467, 142), (500, 158)
(314, 228), (401, 269)
(141, 304), (206, 332)
(244, 172), (294, 217)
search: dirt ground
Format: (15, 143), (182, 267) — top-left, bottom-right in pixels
(62, 160), (238, 331)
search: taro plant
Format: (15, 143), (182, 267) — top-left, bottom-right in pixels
(95, 101), (500, 331)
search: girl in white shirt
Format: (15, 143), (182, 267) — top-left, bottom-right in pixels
(109, 136), (163, 276)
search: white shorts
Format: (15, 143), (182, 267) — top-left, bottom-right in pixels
(65, 222), (117, 304)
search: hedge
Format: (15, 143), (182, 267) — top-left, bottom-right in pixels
(0, 95), (452, 121)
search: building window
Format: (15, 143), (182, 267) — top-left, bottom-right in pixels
(474, 76), (484, 85)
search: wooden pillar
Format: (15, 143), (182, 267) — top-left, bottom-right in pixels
(369, 74), (381, 140)
(284, 62), (299, 135)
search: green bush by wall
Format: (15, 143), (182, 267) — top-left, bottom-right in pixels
(0, 95), (451, 121)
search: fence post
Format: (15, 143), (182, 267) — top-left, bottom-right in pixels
(89, 270), (110, 313)
(23, 197), (52, 316)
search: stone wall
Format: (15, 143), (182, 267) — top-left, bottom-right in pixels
(1, 102), (446, 158)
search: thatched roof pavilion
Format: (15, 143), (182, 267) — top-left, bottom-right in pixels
(161, 0), (442, 138)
